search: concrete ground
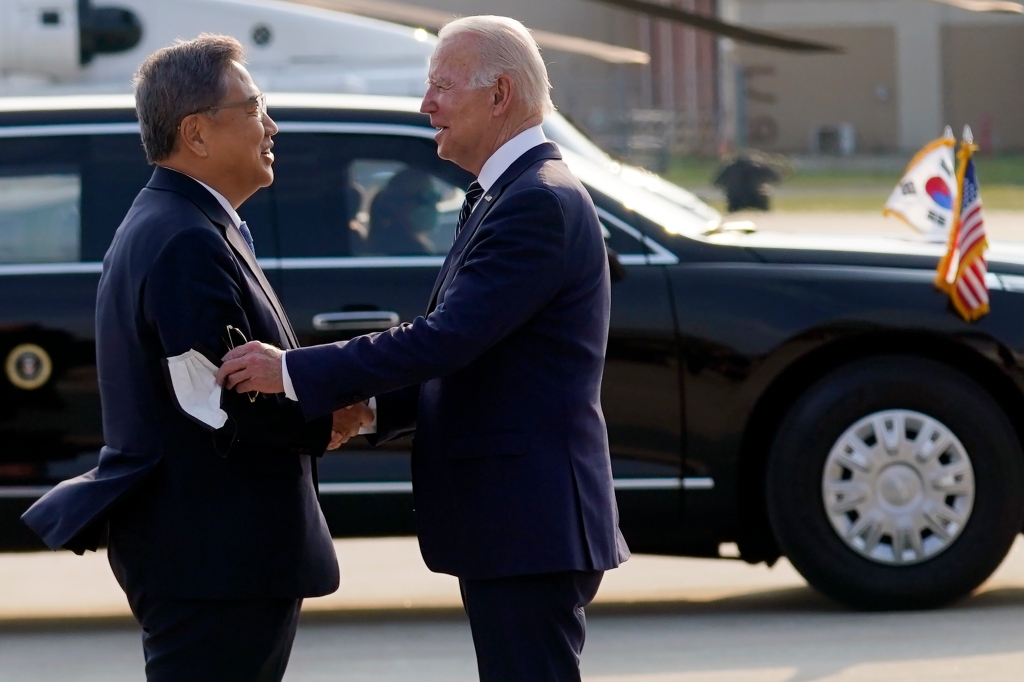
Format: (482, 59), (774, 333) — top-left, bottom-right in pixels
(7, 537), (1024, 680)
(0, 537), (810, 622)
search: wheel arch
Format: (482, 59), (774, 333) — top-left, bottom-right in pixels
(734, 330), (1024, 565)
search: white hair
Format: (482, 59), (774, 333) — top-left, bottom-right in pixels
(437, 15), (553, 116)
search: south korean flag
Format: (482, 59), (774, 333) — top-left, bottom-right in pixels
(884, 127), (957, 242)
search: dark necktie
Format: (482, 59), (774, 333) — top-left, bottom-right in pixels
(237, 220), (256, 255)
(455, 181), (484, 241)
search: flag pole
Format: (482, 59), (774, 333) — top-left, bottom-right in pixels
(936, 130), (973, 290)
(935, 125), (989, 321)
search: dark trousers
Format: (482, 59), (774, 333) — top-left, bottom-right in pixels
(459, 570), (604, 682)
(124, 590), (302, 682)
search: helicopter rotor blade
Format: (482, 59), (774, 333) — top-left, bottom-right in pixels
(589, 0), (843, 53)
(287, 0), (650, 64)
(927, 0), (1023, 12)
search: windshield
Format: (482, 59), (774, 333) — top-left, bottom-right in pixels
(542, 112), (614, 166)
(543, 111), (720, 237)
(559, 147), (718, 238)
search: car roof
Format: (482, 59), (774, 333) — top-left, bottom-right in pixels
(0, 92), (425, 114)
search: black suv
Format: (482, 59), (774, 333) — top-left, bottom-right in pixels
(3, 93), (1024, 610)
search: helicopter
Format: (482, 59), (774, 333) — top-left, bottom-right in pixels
(0, 0), (437, 96)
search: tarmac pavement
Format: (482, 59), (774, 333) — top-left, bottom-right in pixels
(0, 537), (808, 622)
(7, 537), (1024, 680)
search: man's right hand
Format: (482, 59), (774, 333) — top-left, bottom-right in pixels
(326, 402), (375, 450)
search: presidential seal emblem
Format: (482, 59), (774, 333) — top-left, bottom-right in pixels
(5, 343), (53, 390)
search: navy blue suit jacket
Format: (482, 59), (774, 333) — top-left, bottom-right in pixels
(22, 167), (339, 600)
(287, 143), (630, 579)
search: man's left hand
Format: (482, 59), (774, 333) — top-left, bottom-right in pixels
(218, 340), (284, 393)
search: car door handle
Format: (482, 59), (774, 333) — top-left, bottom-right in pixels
(312, 311), (401, 332)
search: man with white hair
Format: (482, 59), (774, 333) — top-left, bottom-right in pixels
(218, 15), (629, 680)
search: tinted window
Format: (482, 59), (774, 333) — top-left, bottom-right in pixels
(84, 133), (276, 259)
(349, 159), (464, 256)
(0, 173), (81, 264)
(0, 135), (87, 264)
(274, 133), (472, 258)
(82, 134), (152, 261)
(601, 218), (650, 256)
(236, 188), (275, 257)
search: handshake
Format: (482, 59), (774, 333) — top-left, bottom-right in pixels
(328, 402), (375, 450)
(216, 340), (375, 451)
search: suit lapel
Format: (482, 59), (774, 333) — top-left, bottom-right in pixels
(427, 191), (500, 312)
(222, 226), (299, 349)
(147, 167), (299, 350)
(426, 143), (562, 314)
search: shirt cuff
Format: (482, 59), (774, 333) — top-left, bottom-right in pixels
(358, 397), (378, 435)
(282, 350), (298, 401)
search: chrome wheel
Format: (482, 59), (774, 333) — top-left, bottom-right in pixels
(822, 409), (975, 565)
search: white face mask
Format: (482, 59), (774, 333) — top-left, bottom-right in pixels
(164, 349), (228, 430)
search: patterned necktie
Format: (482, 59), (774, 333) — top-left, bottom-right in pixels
(237, 220), (256, 255)
(455, 181), (484, 241)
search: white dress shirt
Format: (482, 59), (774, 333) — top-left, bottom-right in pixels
(281, 124), (548, 434)
(475, 124), (547, 196)
(171, 170), (244, 230)
(195, 180), (242, 229)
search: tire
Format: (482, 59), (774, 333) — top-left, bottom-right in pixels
(766, 355), (1024, 610)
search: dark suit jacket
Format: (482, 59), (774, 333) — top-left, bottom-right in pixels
(287, 143), (630, 580)
(22, 167), (339, 600)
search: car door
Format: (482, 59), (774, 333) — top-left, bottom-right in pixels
(269, 125), (686, 545)
(0, 129), (157, 490)
(596, 206), (687, 553)
(0, 123), (279, 491)
(268, 127), (468, 535)
(0, 127), (152, 548)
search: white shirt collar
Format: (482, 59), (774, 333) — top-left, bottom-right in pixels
(192, 178), (243, 229)
(476, 125), (547, 193)
(162, 167), (243, 229)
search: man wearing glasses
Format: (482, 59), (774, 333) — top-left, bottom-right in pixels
(21, 35), (370, 682)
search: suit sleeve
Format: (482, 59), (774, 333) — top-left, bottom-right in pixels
(143, 226), (249, 356)
(365, 385), (420, 445)
(287, 187), (566, 420)
(143, 226), (330, 453)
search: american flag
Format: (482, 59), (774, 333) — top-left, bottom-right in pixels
(935, 139), (988, 321)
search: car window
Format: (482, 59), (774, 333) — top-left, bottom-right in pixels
(349, 159), (464, 256)
(601, 217), (649, 256)
(273, 133), (366, 259)
(236, 188), (275, 256)
(82, 134), (155, 261)
(274, 133), (472, 259)
(0, 172), (81, 264)
(0, 135), (88, 265)
(81, 133), (276, 260)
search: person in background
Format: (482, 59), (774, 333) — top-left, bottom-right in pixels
(366, 168), (440, 255)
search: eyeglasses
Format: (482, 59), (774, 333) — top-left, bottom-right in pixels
(191, 93), (267, 122)
(225, 325), (259, 403)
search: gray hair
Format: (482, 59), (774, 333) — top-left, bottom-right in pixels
(133, 34), (245, 164)
(437, 16), (553, 116)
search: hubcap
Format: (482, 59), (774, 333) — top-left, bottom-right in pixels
(821, 410), (975, 565)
